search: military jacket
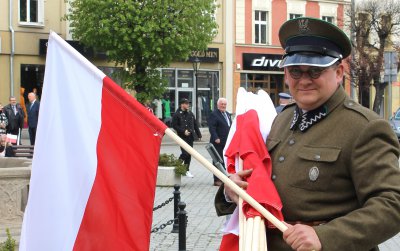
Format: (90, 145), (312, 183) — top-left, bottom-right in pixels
(172, 108), (201, 140)
(216, 87), (400, 251)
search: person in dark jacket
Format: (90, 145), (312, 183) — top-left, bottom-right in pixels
(3, 96), (25, 145)
(172, 98), (202, 178)
(27, 92), (40, 145)
(207, 97), (231, 186)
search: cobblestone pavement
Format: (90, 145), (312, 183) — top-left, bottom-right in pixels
(151, 141), (224, 251)
(150, 130), (400, 251)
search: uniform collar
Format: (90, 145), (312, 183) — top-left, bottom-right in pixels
(290, 86), (346, 132)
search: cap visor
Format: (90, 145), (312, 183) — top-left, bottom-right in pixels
(279, 53), (339, 68)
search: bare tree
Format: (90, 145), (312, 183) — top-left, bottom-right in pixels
(347, 0), (400, 114)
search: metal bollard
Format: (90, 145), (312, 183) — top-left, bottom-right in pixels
(171, 184), (181, 233)
(178, 201), (187, 251)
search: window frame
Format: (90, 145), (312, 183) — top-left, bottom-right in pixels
(289, 13), (302, 20)
(254, 10), (268, 45)
(322, 16), (335, 24)
(19, 0), (44, 27)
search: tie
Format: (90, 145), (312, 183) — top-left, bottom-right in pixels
(12, 105), (17, 115)
(223, 112), (230, 126)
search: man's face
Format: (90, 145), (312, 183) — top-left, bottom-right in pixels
(217, 100), (227, 112)
(28, 93), (36, 103)
(9, 98), (16, 105)
(284, 63), (343, 111)
(181, 103), (189, 111)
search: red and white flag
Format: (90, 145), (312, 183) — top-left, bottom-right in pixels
(220, 87), (284, 250)
(19, 32), (167, 251)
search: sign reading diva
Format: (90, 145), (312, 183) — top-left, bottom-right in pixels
(243, 53), (284, 71)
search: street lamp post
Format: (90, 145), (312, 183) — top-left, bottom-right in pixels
(192, 57), (201, 125)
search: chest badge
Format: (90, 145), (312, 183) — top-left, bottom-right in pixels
(309, 166), (319, 182)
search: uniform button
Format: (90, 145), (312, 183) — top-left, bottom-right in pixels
(289, 139), (295, 145)
(272, 174), (277, 180)
(314, 155), (321, 160)
(278, 156), (285, 162)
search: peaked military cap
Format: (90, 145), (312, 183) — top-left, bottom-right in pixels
(279, 92), (292, 99)
(279, 17), (352, 68)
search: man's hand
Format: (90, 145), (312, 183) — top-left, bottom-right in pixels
(224, 169), (253, 204)
(283, 223), (322, 251)
(184, 130), (191, 136)
(214, 138), (221, 144)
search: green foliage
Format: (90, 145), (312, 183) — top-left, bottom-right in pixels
(65, 0), (218, 103)
(0, 229), (16, 251)
(159, 153), (187, 176)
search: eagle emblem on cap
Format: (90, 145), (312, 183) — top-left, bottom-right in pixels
(298, 19), (310, 34)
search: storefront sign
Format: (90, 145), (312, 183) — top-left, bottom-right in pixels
(188, 48), (219, 63)
(39, 39), (107, 59)
(243, 53), (283, 71)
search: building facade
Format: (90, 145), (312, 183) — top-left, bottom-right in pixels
(1, 0), (353, 127)
(233, 0), (351, 111)
(0, 0), (118, 113)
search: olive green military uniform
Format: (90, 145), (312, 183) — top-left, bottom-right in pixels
(215, 87), (400, 250)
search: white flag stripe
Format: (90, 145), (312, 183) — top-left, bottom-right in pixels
(20, 32), (104, 250)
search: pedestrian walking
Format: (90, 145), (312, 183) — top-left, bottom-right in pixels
(172, 98), (202, 178)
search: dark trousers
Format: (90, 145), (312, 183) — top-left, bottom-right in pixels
(179, 137), (194, 171)
(29, 127), (37, 145)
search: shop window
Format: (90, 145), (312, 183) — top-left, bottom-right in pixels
(254, 11), (268, 44)
(240, 73), (285, 105)
(162, 69), (176, 88)
(19, 0), (44, 25)
(177, 70), (193, 88)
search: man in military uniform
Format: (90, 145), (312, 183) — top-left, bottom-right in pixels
(172, 98), (202, 178)
(215, 17), (400, 251)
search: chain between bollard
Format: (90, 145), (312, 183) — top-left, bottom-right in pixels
(151, 219), (175, 233)
(153, 196), (174, 211)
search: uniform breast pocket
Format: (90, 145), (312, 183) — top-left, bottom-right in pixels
(266, 138), (281, 153)
(289, 146), (341, 191)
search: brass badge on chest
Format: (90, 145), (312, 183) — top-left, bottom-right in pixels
(309, 166), (319, 181)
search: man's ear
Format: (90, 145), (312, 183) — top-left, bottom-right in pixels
(335, 63), (344, 84)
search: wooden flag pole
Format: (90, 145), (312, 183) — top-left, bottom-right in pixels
(239, 158), (244, 251)
(164, 128), (288, 232)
